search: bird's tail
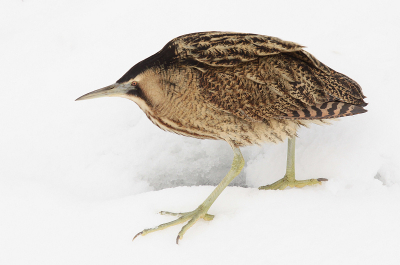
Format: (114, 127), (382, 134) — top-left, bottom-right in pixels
(278, 102), (368, 120)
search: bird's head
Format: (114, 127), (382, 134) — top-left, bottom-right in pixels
(76, 42), (178, 111)
(76, 65), (166, 114)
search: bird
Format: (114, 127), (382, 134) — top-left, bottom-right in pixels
(76, 31), (367, 244)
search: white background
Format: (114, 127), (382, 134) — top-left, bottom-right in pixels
(1, 0), (399, 264)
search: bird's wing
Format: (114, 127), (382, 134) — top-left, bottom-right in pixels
(200, 53), (366, 122)
(167, 32), (366, 121)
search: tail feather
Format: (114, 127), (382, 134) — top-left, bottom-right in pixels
(278, 102), (367, 120)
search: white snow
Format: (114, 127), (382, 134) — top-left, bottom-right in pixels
(1, 0), (400, 264)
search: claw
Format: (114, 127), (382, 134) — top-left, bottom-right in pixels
(176, 235), (180, 244)
(317, 178), (328, 181)
(132, 231), (142, 241)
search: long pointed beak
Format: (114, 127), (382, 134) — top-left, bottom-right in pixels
(76, 83), (127, 101)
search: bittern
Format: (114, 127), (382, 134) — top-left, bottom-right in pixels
(76, 32), (367, 243)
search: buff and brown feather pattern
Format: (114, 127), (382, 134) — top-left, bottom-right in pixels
(172, 32), (366, 118)
(118, 32), (367, 147)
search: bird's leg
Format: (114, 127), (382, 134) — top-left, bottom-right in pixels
(259, 137), (327, 190)
(133, 147), (245, 244)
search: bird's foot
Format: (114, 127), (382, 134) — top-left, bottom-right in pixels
(258, 175), (328, 190)
(133, 207), (214, 244)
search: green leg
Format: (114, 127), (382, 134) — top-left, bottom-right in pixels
(259, 137), (327, 190)
(133, 146), (245, 244)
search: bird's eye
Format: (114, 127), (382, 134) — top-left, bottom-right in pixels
(131, 81), (138, 86)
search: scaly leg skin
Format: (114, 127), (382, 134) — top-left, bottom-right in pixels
(259, 137), (328, 190)
(133, 147), (245, 244)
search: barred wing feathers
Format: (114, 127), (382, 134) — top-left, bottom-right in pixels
(166, 32), (367, 121)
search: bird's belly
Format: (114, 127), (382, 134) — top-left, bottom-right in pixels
(145, 107), (303, 147)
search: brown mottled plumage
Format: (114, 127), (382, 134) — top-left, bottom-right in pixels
(76, 31), (367, 243)
(109, 31), (366, 147)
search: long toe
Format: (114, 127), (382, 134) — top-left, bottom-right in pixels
(259, 177), (328, 190)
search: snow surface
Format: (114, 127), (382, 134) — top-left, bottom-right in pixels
(1, 0), (400, 264)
